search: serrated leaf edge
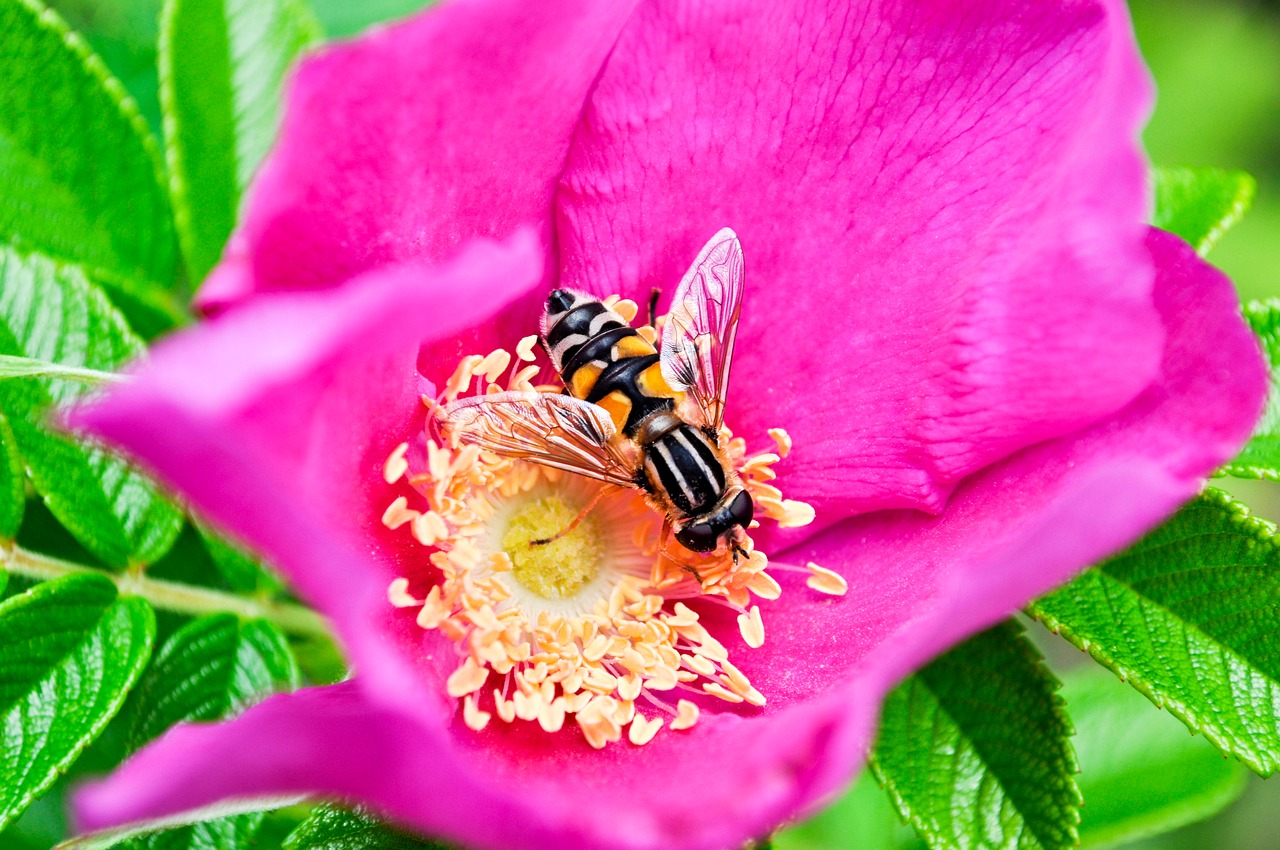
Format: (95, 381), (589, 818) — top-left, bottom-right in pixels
(1030, 488), (1280, 774)
(0, 575), (156, 830)
(11, 0), (177, 286)
(871, 622), (1082, 850)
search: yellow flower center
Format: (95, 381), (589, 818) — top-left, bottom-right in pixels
(379, 295), (845, 749)
(501, 496), (602, 599)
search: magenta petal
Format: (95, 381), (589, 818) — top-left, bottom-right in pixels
(557, 0), (1161, 519)
(74, 681), (851, 850)
(199, 0), (640, 308)
(72, 233), (544, 715)
(733, 230), (1264, 796)
(74, 682), (585, 849)
(71, 233), (1266, 850)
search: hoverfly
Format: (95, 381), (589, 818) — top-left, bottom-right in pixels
(438, 228), (752, 555)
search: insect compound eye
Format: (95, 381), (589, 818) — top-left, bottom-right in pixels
(728, 490), (754, 528)
(675, 521), (720, 553)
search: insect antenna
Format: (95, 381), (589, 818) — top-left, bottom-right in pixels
(647, 286), (662, 328)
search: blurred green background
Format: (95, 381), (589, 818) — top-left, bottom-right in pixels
(28, 0), (1280, 847)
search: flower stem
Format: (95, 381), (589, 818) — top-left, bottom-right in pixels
(2, 544), (334, 640)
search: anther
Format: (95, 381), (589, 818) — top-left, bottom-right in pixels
(805, 562), (848, 596)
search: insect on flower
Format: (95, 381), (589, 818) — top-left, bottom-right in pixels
(439, 228), (753, 558)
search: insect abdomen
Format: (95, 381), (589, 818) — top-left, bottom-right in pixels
(541, 289), (679, 437)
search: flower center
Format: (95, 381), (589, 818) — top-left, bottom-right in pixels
(501, 495), (601, 599)
(380, 295), (845, 749)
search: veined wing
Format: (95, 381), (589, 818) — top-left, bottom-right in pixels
(437, 391), (637, 487)
(659, 227), (745, 432)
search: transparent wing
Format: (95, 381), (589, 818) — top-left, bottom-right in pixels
(659, 228), (745, 432)
(437, 391), (637, 487)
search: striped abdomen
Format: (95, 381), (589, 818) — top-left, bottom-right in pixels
(540, 289), (680, 438)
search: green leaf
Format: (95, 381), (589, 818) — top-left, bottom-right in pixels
(129, 614), (298, 747)
(0, 246), (183, 567)
(0, 573), (155, 831)
(1222, 300), (1280, 480)
(55, 795), (309, 850)
(159, 0), (321, 282)
(195, 520), (285, 596)
(0, 0), (176, 286)
(1031, 488), (1280, 776)
(0, 407), (25, 539)
(869, 621), (1081, 850)
(1152, 166), (1255, 256)
(1064, 667), (1247, 849)
(774, 774), (920, 850)
(283, 806), (447, 850)
(119, 819), (261, 850)
(115, 616), (298, 850)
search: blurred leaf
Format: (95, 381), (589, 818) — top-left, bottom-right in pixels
(1222, 300), (1280, 480)
(284, 806), (448, 850)
(1064, 668), (1247, 849)
(1031, 488), (1280, 776)
(1152, 166), (1255, 256)
(195, 519), (285, 596)
(0, 0), (176, 285)
(774, 773), (919, 850)
(870, 621), (1081, 850)
(120, 819), (261, 850)
(0, 246), (183, 567)
(309, 0), (425, 37)
(128, 614), (298, 747)
(159, 0), (321, 282)
(117, 615), (298, 850)
(289, 631), (347, 686)
(56, 795), (308, 850)
(0, 573), (154, 830)
(0, 408), (25, 539)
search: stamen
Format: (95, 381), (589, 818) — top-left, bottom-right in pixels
(737, 605), (765, 648)
(768, 427), (793, 458)
(670, 699), (699, 731)
(380, 317), (820, 748)
(384, 442), (410, 484)
(387, 577), (418, 608)
(805, 562), (849, 596)
(628, 713), (663, 745)
(463, 695), (492, 731)
(476, 349), (512, 384)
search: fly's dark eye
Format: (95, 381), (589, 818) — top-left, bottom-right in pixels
(675, 521), (719, 553)
(728, 490), (754, 528)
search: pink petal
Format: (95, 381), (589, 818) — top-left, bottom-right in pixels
(72, 232), (545, 716)
(734, 229), (1265, 809)
(73, 682), (845, 850)
(198, 0), (640, 308)
(556, 0), (1162, 520)
(74, 683), (588, 850)
(71, 232), (1265, 850)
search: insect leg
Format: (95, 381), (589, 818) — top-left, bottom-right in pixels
(530, 487), (611, 546)
(657, 521), (704, 584)
(647, 287), (662, 328)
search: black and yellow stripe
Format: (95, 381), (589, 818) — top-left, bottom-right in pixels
(541, 289), (680, 438)
(539, 287), (748, 553)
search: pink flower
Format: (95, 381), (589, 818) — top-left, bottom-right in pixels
(72, 1), (1265, 849)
